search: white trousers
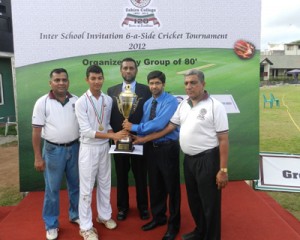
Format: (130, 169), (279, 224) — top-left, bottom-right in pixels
(78, 142), (112, 231)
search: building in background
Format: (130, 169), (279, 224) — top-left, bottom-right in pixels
(0, 0), (16, 128)
(260, 41), (300, 82)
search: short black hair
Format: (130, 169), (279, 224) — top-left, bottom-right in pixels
(120, 57), (138, 69)
(86, 65), (104, 78)
(50, 68), (68, 78)
(147, 70), (166, 84)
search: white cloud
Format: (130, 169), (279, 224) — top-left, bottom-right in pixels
(261, 0), (300, 50)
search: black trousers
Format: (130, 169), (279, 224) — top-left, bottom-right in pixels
(145, 141), (181, 231)
(184, 147), (221, 240)
(114, 153), (148, 212)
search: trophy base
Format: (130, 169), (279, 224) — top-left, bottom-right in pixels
(115, 141), (135, 152)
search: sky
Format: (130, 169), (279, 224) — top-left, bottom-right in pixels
(261, 0), (300, 50)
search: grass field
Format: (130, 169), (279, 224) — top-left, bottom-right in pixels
(260, 84), (300, 220)
(16, 48), (260, 191)
(260, 85), (300, 154)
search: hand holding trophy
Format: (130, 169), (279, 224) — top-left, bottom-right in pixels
(115, 84), (140, 152)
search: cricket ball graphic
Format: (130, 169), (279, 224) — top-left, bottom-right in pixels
(234, 40), (255, 59)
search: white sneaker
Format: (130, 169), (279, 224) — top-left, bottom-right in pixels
(79, 228), (98, 240)
(46, 228), (58, 240)
(96, 217), (117, 230)
(70, 218), (80, 225)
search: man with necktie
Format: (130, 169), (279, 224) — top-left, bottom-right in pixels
(107, 58), (151, 221)
(123, 70), (181, 240)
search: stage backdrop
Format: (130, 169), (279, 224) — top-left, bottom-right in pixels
(11, 0), (261, 191)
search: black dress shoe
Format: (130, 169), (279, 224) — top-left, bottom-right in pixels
(182, 229), (201, 240)
(117, 209), (128, 221)
(162, 230), (178, 240)
(141, 220), (166, 231)
(140, 210), (150, 220)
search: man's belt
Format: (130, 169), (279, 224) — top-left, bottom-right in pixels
(45, 139), (79, 147)
(186, 147), (219, 158)
(151, 140), (178, 148)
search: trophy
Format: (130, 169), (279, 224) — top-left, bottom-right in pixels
(115, 84), (140, 152)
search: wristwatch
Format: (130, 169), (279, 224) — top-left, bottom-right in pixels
(220, 168), (228, 173)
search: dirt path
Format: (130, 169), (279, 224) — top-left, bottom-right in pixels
(0, 142), (19, 188)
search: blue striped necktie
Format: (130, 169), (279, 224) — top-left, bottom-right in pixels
(149, 99), (157, 120)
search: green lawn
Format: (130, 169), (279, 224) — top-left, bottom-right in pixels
(260, 84), (300, 221)
(260, 85), (300, 154)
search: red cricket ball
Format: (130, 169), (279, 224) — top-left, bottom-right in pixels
(234, 40), (255, 59)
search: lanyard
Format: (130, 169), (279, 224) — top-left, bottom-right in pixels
(86, 92), (105, 131)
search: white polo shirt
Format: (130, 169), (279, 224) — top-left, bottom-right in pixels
(75, 90), (113, 145)
(170, 96), (228, 155)
(32, 92), (80, 143)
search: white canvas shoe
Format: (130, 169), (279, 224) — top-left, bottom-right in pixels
(96, 217), (117, 230)
(70, 217), (80, 225)
(79, 227), (98, 240)
(46, 228), (58, 240)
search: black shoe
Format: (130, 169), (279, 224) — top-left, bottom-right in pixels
(141, 220), (167, 231)
(117, 209), (128, 221)
(162, 230), (178, 240)
(140, 210), (150, 220)
(182, 229), (200, 240)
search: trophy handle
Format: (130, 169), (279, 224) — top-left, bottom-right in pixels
(115, 96), (124, 116)
(131, 97), (142, 113)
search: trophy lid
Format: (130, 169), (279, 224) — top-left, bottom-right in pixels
(121, 84), (137, 98)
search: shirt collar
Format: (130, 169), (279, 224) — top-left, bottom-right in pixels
(187, 90), (209, 107)
(48, 90), (72, 99)
(152, 91), (165, 103)
(48, 90), (72, 105)
(86, 89), (103, 97)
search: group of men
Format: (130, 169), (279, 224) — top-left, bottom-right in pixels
(32, 57), (229, 240)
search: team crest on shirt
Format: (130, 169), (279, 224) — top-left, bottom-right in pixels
(197, 108), (207, 120)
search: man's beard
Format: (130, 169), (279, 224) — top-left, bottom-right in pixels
(123, 76), (135, 83)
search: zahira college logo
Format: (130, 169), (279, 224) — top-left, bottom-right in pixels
(122, 0), (160, 28)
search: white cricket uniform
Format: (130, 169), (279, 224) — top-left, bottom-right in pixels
(75, 90), (113, 231)
(170, 96), (228, 156)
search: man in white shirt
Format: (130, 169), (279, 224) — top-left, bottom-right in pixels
(32, 68), (80, 240)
